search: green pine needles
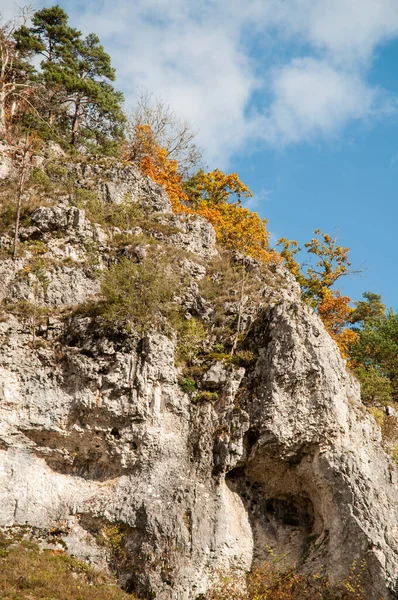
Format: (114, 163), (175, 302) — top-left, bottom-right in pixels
(12, 5), (125, 154)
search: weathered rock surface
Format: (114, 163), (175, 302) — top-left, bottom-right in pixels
(70, 160), (173, 214)
(0, 154), (397, 600)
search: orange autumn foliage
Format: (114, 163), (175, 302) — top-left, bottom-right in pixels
(318, 288), (359, 357)
(185, 169), (280, 264)
(196, 201), (278, 264)
(338, 328), (360, 360)
(130, 124), (189, 213)
(130, 127), (278, 265)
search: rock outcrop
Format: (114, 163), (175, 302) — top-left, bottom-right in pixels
(0, 154), (397, 599)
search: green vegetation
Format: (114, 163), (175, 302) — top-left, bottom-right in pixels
(194, 391), (219, 403)
(199, 252), (264, 342)
(350, 294), (398, 405)
(0, 531), (136, 600)
(73, 189), (143, 230)
(13, 6), (125, 154)
(1, 1), (396, 464)
(29, 167), (52, 191)
(0, 181), (50, 238)
(178, 376), (197, 393)
(101, 253), (179, 330)
(176, 318), (208, 365)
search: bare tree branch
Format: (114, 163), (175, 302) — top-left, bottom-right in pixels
(126, 91), (203, 175)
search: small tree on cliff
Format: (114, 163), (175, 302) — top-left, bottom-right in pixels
(277, 231), (361, 356)
(14, 5), (125, 153)
(127, 92), (202, 175)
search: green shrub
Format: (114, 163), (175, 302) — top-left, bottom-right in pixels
(29, 167), (53, 191)
(178, 377), (197, 393)
(83, 239), (102, 277)
(232, 350), (257, 368)
(0, 187), (48, 236)
(176, 318), (208, 365)
(369, 407), (398, 466)
(213, 343), (225, 353)
(0, 201), (15, 232)
(194, 391), (219, 403)
(101, 255), (178, 329)
(47, 162), (69, 178)
(354, 365), (392, 406)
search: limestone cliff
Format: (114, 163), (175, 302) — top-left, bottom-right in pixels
(0, 150), (397, 599)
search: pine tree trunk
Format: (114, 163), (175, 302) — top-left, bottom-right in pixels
(71, 98), (80, 147)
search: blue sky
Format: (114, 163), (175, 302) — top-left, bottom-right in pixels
(2, 0), (398, 309)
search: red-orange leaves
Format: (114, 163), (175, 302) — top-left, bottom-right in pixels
(318, 289), (359, 357)
(130, 125), (189, 213)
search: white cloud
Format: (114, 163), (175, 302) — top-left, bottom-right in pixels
(1, 0), (398, 164)
(272, 0), (398, 64)
(257, 58), (386, 145)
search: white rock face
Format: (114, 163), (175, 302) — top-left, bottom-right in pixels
(0, 155), (396, 599)
(0, 295), (396, 599)
(0, 146), (12, 179)
(235, 299), (398, 600)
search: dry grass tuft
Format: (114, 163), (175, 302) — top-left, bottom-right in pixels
(0, 532), (136, 600)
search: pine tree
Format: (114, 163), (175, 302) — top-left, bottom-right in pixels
(14, 5), (125, 153)
(65, 33), (125, 152)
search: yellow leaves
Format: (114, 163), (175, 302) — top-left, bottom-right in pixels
(276, 238), (303, 283)
(186, 168), (279, 265)
(186, 168), (252, 208)
(304, 230), (351, 290)
(132, 133), (278, 265)
(202, 202), (278, 264)
(278, 230), (352, 299)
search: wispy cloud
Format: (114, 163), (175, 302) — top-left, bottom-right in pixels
(2, 0), (398, 165)
(244, 188), (272, 211)
(254, 58), (391, 145)
(390, 153), (398, 167)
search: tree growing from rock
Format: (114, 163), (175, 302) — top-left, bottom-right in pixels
(277, 231), (360, 356)
(136, 124), (190, 213)
(185, 168), (279, 264)
(126, 92), (202, 175)
(14, 5), (125, 153)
